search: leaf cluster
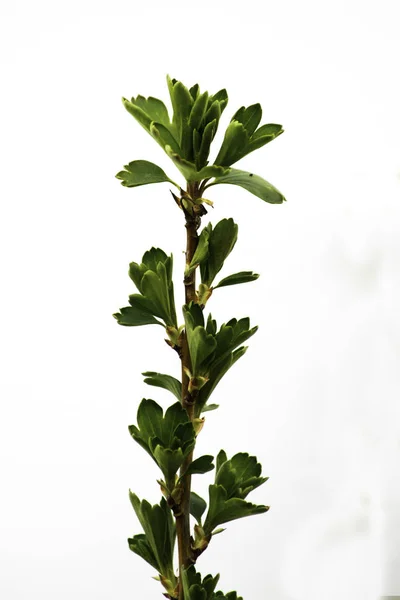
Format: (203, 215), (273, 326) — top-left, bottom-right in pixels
(113, 247), (177, 328)
(182, 566), (243, 600)
(183, 303), (257, 415)
(128, 494), (176, 588)
(116, 75), (286, 205)
(129, 399), (197, 486)
(189, 451), (268, 536)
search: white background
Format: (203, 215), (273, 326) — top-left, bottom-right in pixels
(1, 1), (399, 599)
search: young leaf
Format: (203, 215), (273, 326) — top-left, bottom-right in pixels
(182, 311), (217, 376)
(203, 484), (269, 535)
(129, 494), (176, 579)
(181, 566), (221, 600)
(153, 446), (185, 483)
(128, 533), (160, 571)
(200, 403), (219, 413)
(165, 145), (228, 182)
(140, 264), (177, 327)
(190, 492), (207, 523)
(149, 121), (182, 155)
(200, 219), (238, 287)
(136, 398), (164, 443)
(189, 83), (200, 100)
(186, 226), (210, 275)
(231, 103), (262, 137)
(196, 346), (248, 414)
(142, 371), (182, 402)
(216, 449), (228, 474)
(196, 119), (217, 170)
(215, 452), (268, 499)
(213, 271), (259, 289)
(213, 121), (248, 167)
(246, 123), (284, 154)
(116, 160), (179, 189)
(188, 91), (209, 135)
(168, 78), (193, 147)
(131, 95), (173, 131)
(205, 169), (286, 204)
(182, 455), (215, 477)
(112, 306), (163, 327)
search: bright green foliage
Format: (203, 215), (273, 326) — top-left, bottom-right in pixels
(204, 168), (286, 204)
(182, 455), (215, 477)
(196, 315), (258, 415)
(202, 451), (269, 536)
(214, 104), (283, 167)
(189, 491), (207, 524)
(199, 219), (238, 287)
(214, 451), (268, 499)
(128, 494), (176, 583)
(181, 303), (257, 414)
(117, 74), (285, 201)
(128, 399), (196, 486)
(213, 271), (259, 289)
(182, 566), (243, 600)
(142, 371), (182, 402)
(116, 159), (179, 189)
(115, 75), (286, 600)
(182, 566), (220, 600)
(113, 247), (177, 328)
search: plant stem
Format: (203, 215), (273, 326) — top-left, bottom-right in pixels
(175, 189), (201, 600)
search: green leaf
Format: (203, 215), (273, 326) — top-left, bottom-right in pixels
(131, 95), (173, 131)
(190, 492), (207, 524)
(181, 566), (220, 600)
(189, 83), (200, 100)
(203, 484), (269, 535)
(200, 219), (238, 287)
(140, 263), (177, 327)
(129, 493), (176, 579)
(130, 400), (195, 483)
(208, 88), (228, 114)
(205, 168), (286, 204)
(203, 101), (221, 130)
(231, 103), (262, 137)
(128, 533), (160, 571)
(149, 121), (182, 155)
(215, 592), (243, 600)
(215, 452), (268, 500)
(214, 271), (259, 289)
(123, 94), (182, 153)
(216, 450), (228, 474)
(112, 306), (163, 327)
(142, 371), (182, 402)
(182, 455), (215, 477)
(200, 403), (219, 413)
(246, 123), (284, 155)
(186, 226), (210, 276)
(116, 246), (177, 329)
(214, 121), (248, 167)
(136, 399), (164, 443)
(165, 145), (228, 182)
(128, 293), (162, 320)
(196, 119), (217, 171)
(189, 328), (217, 376)
(188, 91), (209, 136)
(153, 446), (185, 483)
(122, 98), (152, 130)
(115, 160), (179, 189)
(163, 402), (191, 447)
(194, 318), (257, 408)
(183, 306), (217, 376)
